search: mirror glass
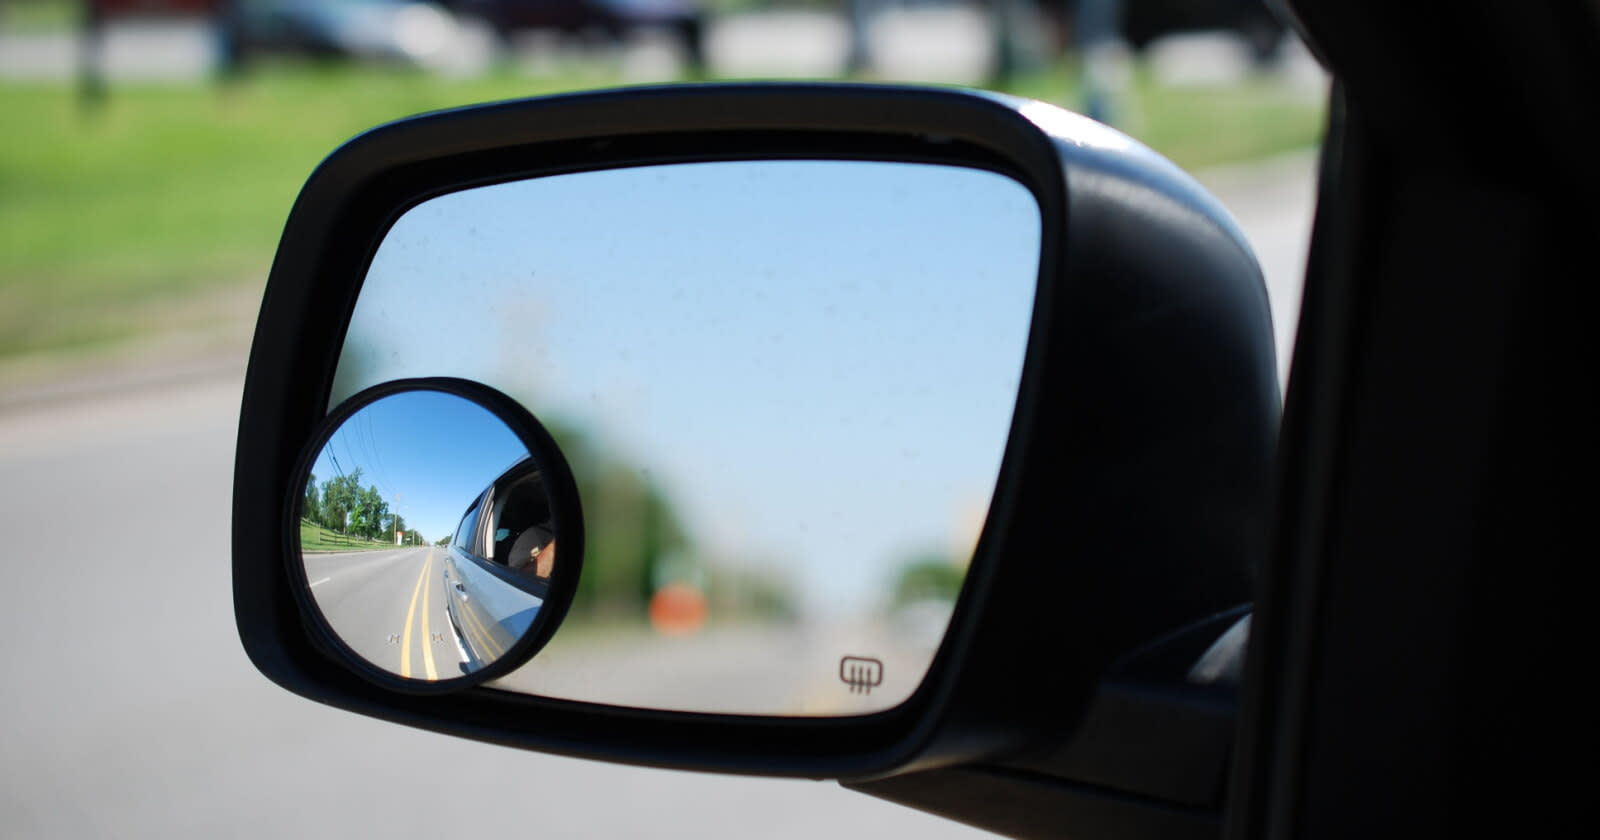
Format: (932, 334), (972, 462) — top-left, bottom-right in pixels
(295, 388), (563, 681)
(333, 159), (1041, 715)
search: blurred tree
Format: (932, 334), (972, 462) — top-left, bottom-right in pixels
(350, 484), (388, 540)
(320, 468), (363, 534)
(707, 563), (799, 623)
(303, 473), (321, 526)
(987, 0), (1019, 86)
(891, 551), (965, 607)
(844, 0), (874, 75)
(1074, 0), (1127, 125)
(78, 0), (107, 111)
(543, 419), (692, 618)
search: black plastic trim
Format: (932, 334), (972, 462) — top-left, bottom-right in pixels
(850, 765), (1220, 840)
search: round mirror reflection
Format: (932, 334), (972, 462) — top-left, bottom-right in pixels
(293, 385), (568, 683)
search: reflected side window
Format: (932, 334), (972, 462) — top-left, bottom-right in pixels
(453, 492), (487, 557)
(488, 472), (552, 575)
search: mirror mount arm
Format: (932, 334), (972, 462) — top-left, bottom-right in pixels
(849, 766), (1220, 840)
(848, 610), (1250, 838)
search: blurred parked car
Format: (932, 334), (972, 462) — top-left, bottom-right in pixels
(219, 0), (464, 67)
(93, 0), (219, 16)
(442, 0), (705, 71)
(1044, 0), (1287, 63)
(1122, 0), (1286, 61)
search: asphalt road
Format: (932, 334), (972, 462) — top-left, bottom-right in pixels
(299, 542), (950, 715)
(303, 540), (953, 715)
(303, 546), (470, 679)
(0, 156), (1314, 838)
(500, 618), (940, 716)
(0, 377), (999, 838)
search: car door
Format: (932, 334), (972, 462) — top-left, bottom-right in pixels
(1228, 2), (1597, 838)
(445, 465), (552, 671)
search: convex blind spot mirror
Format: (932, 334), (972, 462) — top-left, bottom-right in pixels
(334, 159), (1041, 716)
(288, 378), (582, 694)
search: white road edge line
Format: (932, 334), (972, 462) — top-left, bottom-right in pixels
(309, 577), (331, 587)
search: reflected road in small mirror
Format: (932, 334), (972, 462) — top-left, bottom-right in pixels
(304, 545), (460, 679)
(296, 387), (560, 681)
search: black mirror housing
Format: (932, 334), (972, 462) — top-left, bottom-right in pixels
(234, 83), (1278, 782)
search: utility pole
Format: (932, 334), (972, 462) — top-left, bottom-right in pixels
(78, 0), (107, 113)
(393, 493), (404, 546)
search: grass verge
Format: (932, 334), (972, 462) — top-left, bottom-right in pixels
(1, 62), (1323, 363)
(300, 518), (402, 552)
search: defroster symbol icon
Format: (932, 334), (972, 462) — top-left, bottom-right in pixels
(839, 656), (884, 695)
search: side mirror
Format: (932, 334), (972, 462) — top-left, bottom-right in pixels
(235, 84), (1278, 835)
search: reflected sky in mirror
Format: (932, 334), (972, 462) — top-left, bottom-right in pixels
(308, 390), (525, 541)
(334, 159), (1040, 714)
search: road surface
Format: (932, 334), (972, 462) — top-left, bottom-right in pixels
(0, 375), (1001, 838)
(303, 540), (956, 715)
(303, 546), (470, 679)
(500, 617), (943, 716)
(0, 156), (1314, 838)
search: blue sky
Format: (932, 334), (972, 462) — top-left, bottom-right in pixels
(309, 389), (527, 541)
(331, 159), (1040, 611)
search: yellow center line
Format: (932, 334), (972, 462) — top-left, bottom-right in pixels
(459, 586), (505, 663)
(460, 596), (490, 660)
(473, 596), (507, 660)
(399, 549), (430, 678)
(419, 549), (438, 680)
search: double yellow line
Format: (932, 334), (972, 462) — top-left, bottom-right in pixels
(399, 549), (438, 680)
(452, 575), (509, 665)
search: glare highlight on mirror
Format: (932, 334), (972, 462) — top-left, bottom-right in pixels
(296, 388), (561, 681)
(334, 159), (1042, 714)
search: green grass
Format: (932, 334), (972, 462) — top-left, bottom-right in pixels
(0, 62), (1322, 362)
(1005, 64), (1325, 170)
(300, 518), (399, 552)
(0, 64), (626, 359)
(0, 0), (77, 34)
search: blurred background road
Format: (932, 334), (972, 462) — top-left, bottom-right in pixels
(302, 546), (467, 678)
(1, 0), (1323, 835)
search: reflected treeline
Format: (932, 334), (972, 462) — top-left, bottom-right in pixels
(328, 340), (800, 626)
(303, 469), (423, 545)
(890, 551), (966, 608)
(542, 418), (797, 626)
(544, 419), (687, 618)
